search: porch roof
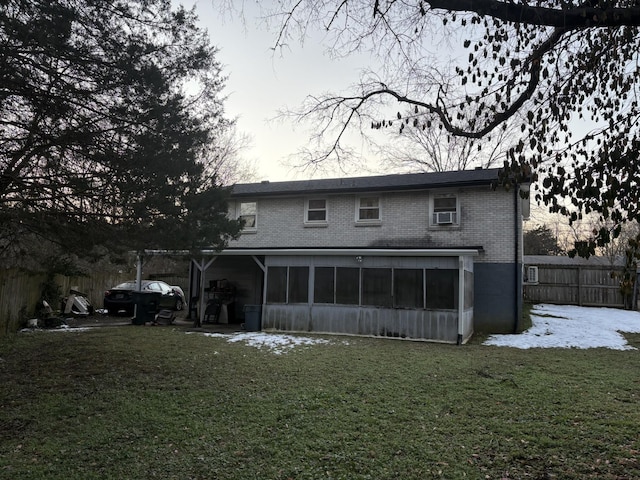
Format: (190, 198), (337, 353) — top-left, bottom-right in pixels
(143, 247), (483, 257)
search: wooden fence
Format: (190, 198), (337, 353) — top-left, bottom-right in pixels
(0, 269), (131, 336)
(523, 256), (627, 308)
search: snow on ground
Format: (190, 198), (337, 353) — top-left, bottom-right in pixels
(21, 325), (94, 333)
(484, 304), (640, 350)
(26, 304), (640, 352)
(187, 331), (331, 355)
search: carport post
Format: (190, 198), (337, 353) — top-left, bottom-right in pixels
(135, 254), (143, 290)
(194, 257), (217, 326)
(134, 253), (143, 318)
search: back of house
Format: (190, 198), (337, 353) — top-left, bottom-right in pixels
(188, 167), (527, 343)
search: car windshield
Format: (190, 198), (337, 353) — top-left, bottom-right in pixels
(114, 282), (137, 289)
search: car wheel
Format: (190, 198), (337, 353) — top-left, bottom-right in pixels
(175, 299), (183, 311)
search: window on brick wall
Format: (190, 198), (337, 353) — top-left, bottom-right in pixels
(431, 194), (458, 226)
(356, 196), (381, 223)
(238, 201), (257, 230)
(305, 199), (328, 224)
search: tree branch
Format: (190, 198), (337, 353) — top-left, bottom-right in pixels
(374, 26), (567, 138)
(426, 0), (640, 28)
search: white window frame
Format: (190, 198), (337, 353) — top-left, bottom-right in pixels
(304, 198), (328, 226)
(237, 201), (257, 232)
(430, 193), (459, 227)
(355, 196), (381, 224)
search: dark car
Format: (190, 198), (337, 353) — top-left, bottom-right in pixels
(104, 280), (186, 315)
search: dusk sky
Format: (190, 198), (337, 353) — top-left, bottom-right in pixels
(180, 1), (377, 182)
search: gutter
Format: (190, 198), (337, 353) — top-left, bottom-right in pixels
(142, 248), (482, 257)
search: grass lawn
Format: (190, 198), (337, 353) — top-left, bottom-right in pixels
(1, 325), (639, 479)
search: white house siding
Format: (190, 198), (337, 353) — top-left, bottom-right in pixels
(228, 186), (519, 265)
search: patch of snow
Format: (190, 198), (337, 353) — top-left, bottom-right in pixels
(20, 325), (94, 333)
(187, 331), (330, 355)
(484, 304), (640, 350)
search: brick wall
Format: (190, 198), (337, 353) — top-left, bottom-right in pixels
(228, 185), (522, 264)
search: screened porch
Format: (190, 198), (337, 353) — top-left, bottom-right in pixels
(189, 249), (477, 344)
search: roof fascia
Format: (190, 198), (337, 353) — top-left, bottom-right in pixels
(141, 248), (482, 257)
(231, 180), (495, 199)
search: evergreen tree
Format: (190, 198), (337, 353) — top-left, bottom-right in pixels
(0, 0), (242, 268)
(524, 225), (563, 256)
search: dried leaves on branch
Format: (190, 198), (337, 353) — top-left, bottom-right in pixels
(267, 0), (640, 258)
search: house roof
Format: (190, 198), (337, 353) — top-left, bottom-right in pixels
(231, 167), (502, 198)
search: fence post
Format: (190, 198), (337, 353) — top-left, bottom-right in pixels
(577, 266), (582, 306)
(633, 269), (639, 311)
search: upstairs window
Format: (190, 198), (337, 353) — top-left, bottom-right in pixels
(238, 201), (257, 230)
(357, 196), (380, 222)
(432, 195), (458, 226)
(305, 199), (327, 223)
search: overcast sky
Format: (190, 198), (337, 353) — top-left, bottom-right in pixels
(178, 1), (376, 182)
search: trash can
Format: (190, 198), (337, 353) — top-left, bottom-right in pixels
(132, 291), (161, 325)
(243, 304), (262, 332)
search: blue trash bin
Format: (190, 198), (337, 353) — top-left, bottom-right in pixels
(243, 305), (262, 332)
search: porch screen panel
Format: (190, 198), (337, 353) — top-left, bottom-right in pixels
(464, 270), (474, 309)
(335, 267), (360, 305)
(394, 269), (424, 308)
(314, 267), (335, 304)
(362, 268), (392, 307)
(425, 269), (458, 309)
(289, 267), (309, 303)
(266, 266), (287, 303)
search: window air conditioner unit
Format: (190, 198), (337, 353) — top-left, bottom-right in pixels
(435, 211), (455, 225)
(527, 266), (539, 284)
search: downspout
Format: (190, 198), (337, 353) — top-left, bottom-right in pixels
(513, 185), (520, 334)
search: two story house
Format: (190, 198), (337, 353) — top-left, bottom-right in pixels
(187, 167), (526, 344)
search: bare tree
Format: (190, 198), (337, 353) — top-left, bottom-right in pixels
(203, 125), (259, 186)
(246, 0), (640, 258)
(372, 109), (512, 173)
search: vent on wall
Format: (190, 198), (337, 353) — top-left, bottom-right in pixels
(526, 266), (539, 284)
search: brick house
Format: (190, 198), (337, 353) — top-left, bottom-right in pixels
(186, 167), (527, 343)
